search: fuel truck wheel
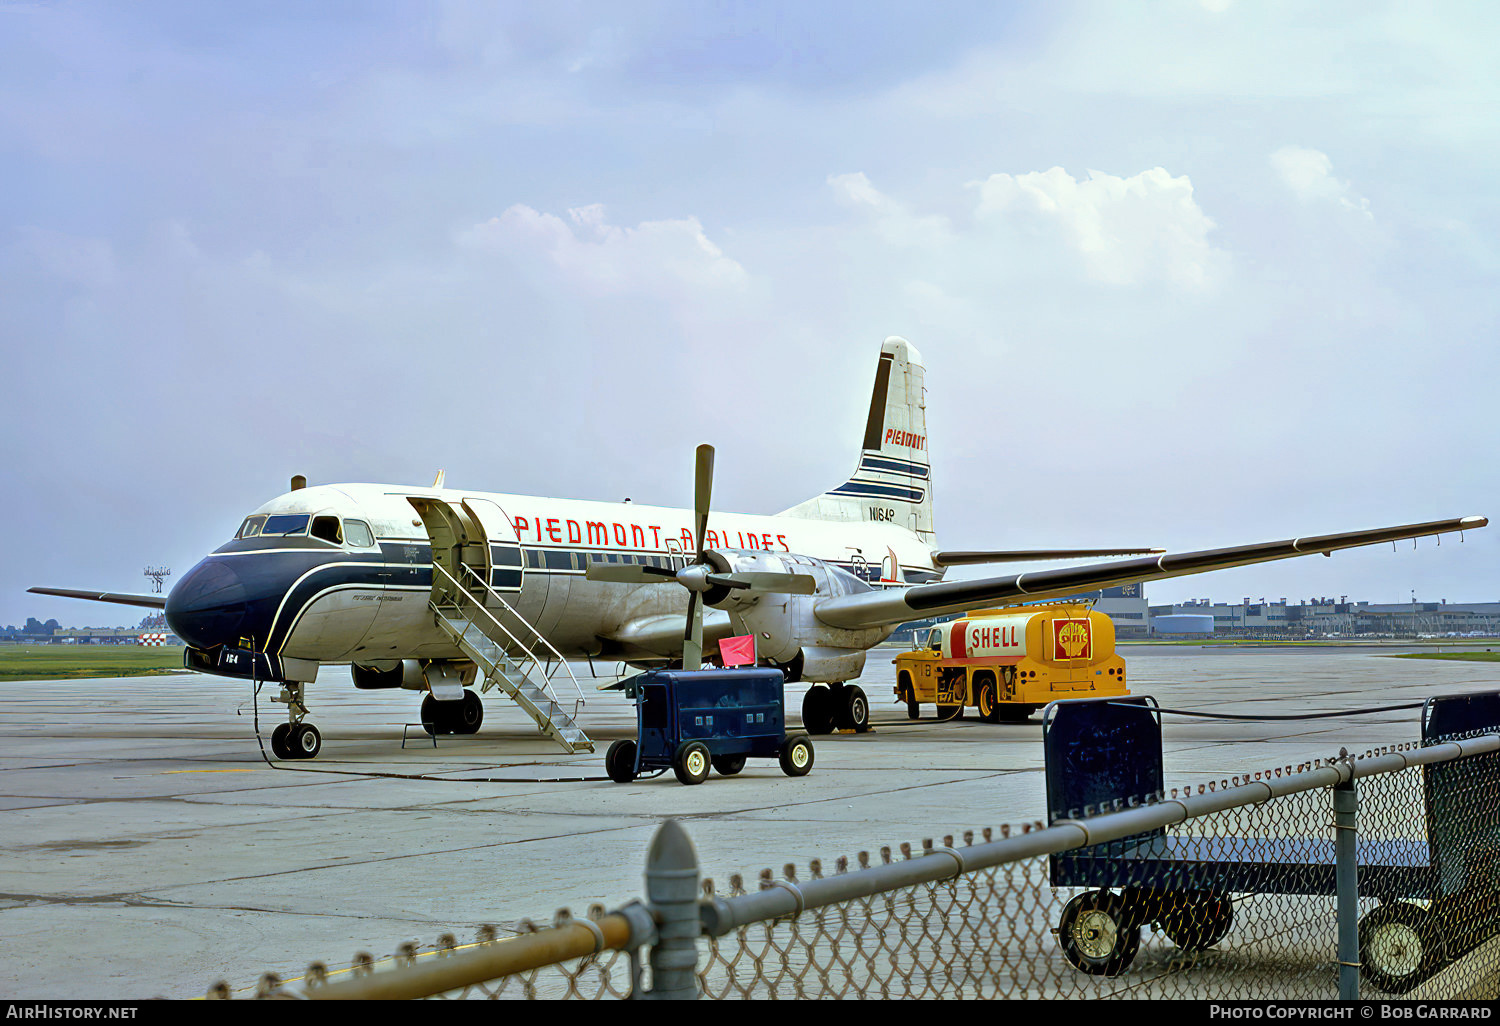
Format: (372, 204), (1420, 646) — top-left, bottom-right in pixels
(1058, 890), (1140, 977)
(898, 673), (921, 720)
(673, 741), (711, 785)
(976, 676), (1000, 723)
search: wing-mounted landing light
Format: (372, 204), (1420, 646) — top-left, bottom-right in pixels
(585, 443), (814, 670)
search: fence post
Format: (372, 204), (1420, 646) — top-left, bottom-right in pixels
(644, 818), (702, 999)
(1334, 751), (1360, 1000)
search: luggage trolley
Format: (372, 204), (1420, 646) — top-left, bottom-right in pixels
(603, 667), (815, 785)
(1042, 692), (1500, 992)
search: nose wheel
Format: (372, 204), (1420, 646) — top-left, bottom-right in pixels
(269, 682), (323, 760)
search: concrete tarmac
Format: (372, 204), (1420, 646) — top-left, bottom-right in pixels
(1, 644), (1497, 999)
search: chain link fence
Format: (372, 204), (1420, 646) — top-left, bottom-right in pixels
(227, 696), (1500, 1001)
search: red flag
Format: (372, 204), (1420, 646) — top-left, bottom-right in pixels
(719, 634), (756, 667)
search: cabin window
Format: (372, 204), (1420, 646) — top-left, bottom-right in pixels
(311, 516), (344, 545)
(342, 520), (375, 548)
(260, 514), (311, 537)
(237, 515), (267, 539)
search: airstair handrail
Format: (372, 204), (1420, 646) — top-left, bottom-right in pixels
(430, 560), (586, 711)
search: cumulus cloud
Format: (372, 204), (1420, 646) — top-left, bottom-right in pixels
(1270, 146), (1373, 218)
(459, 202), (748, 295)
(972, 166), (1224, 289)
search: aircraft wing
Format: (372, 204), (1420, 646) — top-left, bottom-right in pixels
(27, 587), (168, 610)
(816, 516), (1488, 630)
(932, 548), (1164, 566)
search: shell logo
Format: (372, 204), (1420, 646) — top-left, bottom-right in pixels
(1053, 619), (1092, 660)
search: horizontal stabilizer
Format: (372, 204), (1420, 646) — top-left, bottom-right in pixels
(933, 548), (1165, 566)
(817, 516), (1488, 630)
(28, 587), (168, 610)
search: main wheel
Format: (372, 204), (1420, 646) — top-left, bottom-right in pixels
(1360, 902), (1444, 994)
(841, 685), (871, 733)
(421, 694), (446, 735)
(712, 754), (747, 776)
(801, 686), (835, 735)
(454, 691), (484, 735)
(1058, 890), (1140, 976)
(672, 741), (711, 785)
(287, 722), (321, 760)
(779, 734), (814, 777)
(270, 723), (292, 760)
(605, 740), (638, 783)
(1160, 894), (1234, 951)
(976, 676), (1000, 723)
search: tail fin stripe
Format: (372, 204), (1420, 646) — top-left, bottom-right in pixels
(861, 354), (896, 451)
(829, 482), (926, 502)
(858, 455), (929, 478)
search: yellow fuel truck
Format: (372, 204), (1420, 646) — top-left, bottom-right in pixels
(893, 603), (1128, 722)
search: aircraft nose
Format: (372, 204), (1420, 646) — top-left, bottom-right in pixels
(166, 559), (248, 650)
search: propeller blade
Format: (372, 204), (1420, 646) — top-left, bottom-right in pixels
(683, 591), (703, 672)
(715, 571), (817, 595)
(586, 563), (677, 584)
(704, 574), (753, 591)
(694, 443), (714, 560)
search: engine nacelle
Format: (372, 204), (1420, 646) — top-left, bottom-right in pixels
(707, 550), (891, 682)
(351, 659), (426, 690)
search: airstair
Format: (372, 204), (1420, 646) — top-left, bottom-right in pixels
(428, 561), (593, 754)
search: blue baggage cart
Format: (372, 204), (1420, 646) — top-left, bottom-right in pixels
(1042, 692), (1500, 991)
(604, 667), (815, 785)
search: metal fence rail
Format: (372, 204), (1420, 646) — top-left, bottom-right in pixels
(230, 727), (1500, 1000)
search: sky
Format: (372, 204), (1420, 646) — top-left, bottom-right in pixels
(2, 0), (1497, 627)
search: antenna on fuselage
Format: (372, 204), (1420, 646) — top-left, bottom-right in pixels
(432, 470), (446, 489)
(290, 475), (307, 491)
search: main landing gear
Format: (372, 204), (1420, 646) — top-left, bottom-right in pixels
(421, 691), (485, 736)
(269, 682), (322, 760)
(800, 682), (871, 735)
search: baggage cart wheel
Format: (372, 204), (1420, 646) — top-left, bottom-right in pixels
(1161, 894), (1234, 951)
(1360, 901), (1445, 994)
(779, 733), (814, 777)
(802, 685), (838, 735)
(1058, 890), (1140, 976)
(976, 676), (1000, 723)
(673, 741), (711, 785)
(605, 740), (638, 783)
(711, 754), (747, 776)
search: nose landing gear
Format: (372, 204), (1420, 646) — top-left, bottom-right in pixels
(269, 682), (323, 760)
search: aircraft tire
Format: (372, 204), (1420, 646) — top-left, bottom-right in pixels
(801, 686), (835, 735)
(843, 685), (871, 733)
(270, 723), (292, 760)
(421, 695), (454, 736)
(455, 691), (484, 735)
(288, 723), (322, 760)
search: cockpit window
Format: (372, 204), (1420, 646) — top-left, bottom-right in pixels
(310, 515), (344, 545)
(237, 515), (267, 539)
(343, 520), (374, 548)
(260, 513), (311, 537)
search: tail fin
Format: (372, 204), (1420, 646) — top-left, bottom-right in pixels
(780, 336), (934, 543)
